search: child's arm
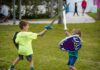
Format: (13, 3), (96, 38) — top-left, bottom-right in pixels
(37, 25), (52, 36)
(37, 29), (48, 36)
(65, 30), (71, 36)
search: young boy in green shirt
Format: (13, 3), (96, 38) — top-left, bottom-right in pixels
(9, 20), (51, 70)
(59, 29), (82, 70)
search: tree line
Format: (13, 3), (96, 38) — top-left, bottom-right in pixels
(1, 0), (100, 20)
(2, 0), (58, 19)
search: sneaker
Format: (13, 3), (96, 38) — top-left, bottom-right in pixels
(8, 68), (15, 70)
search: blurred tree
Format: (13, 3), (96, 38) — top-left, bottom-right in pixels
(58, 0), (63, 24)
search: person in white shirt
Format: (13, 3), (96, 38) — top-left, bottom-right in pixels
(1, 4), (9, 16)
(0, 2), (9, 23)
(0, 3), (3, 17)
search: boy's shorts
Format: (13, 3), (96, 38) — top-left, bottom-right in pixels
(18, 54), (32, 61)
(67, 56), (77, 66)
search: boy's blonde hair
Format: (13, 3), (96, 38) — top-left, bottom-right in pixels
(71, 29), (81, 37)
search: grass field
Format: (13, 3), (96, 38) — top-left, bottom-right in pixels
(88, 13), (97, 20)
(0, 21), (100, 70)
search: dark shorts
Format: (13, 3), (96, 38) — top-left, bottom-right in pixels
(75, 10), (78, 13)
(67, 56), (77, 66)
(18, 54), (32, 61)
(0, 14), (4, 17)
(82, 7), (86, 10)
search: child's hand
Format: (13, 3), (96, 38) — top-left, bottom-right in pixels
(44, 25), (52, 30)
(61, 48), (66, 51)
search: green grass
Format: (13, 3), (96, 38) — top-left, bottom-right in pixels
(0, 23), (100, 70)
(88, 13), (97, 20)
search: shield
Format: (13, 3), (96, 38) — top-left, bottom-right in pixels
(59, 35), (82, 51)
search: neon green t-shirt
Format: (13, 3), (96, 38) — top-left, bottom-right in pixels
(15, 32), (38, 55)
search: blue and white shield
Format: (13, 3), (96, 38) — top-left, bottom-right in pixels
(59, 35), (82, 51)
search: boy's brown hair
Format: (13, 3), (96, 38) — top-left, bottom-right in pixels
(19, 20), (29, 29)
(72, 29), (81, 37)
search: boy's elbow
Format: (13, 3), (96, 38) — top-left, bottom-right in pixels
(37, 33), (41, 36)
(37, 29), (48, 36)
(37, 33), (44, 36)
